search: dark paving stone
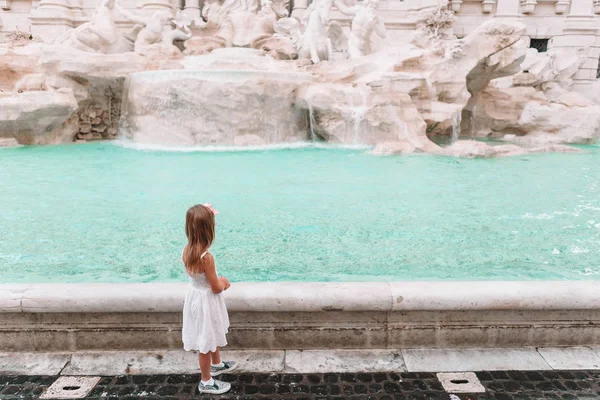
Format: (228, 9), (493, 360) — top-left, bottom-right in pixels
(258, 384), (276, 394)
(310, 384), (328, 395)
(114, 375), (130, 385)
(2, 369), (600, 399)
(282, 373), (303, 383)
(329, 384), (341, 395)
(369, 383), (383, 393)
(525, 371), (546, 381)
(244, 384), (259, 395)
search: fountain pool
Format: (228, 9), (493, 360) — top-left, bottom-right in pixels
(1, 141), (600, 284)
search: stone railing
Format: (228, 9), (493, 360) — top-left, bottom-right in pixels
(2, 281), (600, 351)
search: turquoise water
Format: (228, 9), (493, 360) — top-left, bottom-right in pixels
(1, 142), (600, 283)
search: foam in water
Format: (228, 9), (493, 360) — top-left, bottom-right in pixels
(112, 139), (372, 153)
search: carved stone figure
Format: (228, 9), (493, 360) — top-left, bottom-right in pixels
(248, 0), (294, 57)
(185, 0), (288, 54)
(55, 0), (124, 53)
(346, 0), (385, 59)
(220, 0), (260, 14)
(116, 7), (171, 53)
(274, 0), (347, 63)
(410, 4), (456, 51)
(114, 7), (192, 56)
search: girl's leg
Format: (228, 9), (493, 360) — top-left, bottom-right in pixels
(199, 352), (212, 382)
(211, 348), (221, 365)
(209, 348), (237, 376)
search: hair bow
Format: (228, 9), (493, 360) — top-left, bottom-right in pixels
(202, 203), (219, 215)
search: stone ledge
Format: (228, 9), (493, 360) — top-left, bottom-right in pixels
(2, 282), (600, 351)
(4, 347), (600, 375)
(2, 281), (600, 313)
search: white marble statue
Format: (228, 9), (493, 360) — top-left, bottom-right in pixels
(116, 7), (169, 53)
(55, 0), (123, 53)
(113, 8), (192, 56)
(275, 0), (348, 63)
(220, 0), (260, 14)
(249, 0), (296, 57)
(346, 0), (385, 58)
(186, 0), (288, 53)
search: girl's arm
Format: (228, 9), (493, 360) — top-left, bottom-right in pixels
(203, 253), (229, 294)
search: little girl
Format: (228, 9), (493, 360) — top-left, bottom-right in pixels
(182, 203), (236, 395)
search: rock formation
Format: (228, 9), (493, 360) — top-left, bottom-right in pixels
(299, 12), (529, 154)
(119, 50), (311, 146)
(466, 47), (600, 146)
(0, 0), (598, 157)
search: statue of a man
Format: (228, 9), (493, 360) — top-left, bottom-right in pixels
(115, 6), (175, 54)
(346, 0), (386, 58)
(55, 0), (122, 53)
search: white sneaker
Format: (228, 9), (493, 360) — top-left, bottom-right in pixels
(211, 361), (237, 377)
(197, 379), (231, 394)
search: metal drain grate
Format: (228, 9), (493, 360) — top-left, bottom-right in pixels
(436, 372), (486, 393)
(40, 376), (101, 399)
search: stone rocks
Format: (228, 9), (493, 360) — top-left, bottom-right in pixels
(0, 1), (597, 154)
(517, 102), (600, 144)
(120, 67), (312, 146)
(468, 47), (600, 146)
(0, 31), (36, 47)
(297, 16), (528, 152)
(14, 73), (47, 91)
(39, 47), (153, 94)
(437, 140), (586, 158)
(0, 44), (42, 91)
(371, 141), (417, 156)
(76, 104), (119, 141)
(0, 137), (19, 147)
(0, 90), (78, 145)
(299, 83), (438, 152)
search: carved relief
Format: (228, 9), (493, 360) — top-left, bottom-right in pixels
(520, 0), (537, 14)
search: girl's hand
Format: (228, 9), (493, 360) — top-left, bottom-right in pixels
(219, 276), (231, 290)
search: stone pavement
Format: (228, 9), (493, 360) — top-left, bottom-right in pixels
(3, 370), (600, 399)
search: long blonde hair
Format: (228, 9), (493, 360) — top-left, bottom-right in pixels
(183, 204), (215, 273)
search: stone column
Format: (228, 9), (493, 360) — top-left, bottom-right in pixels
(550, 0), (598, 91)
(29, 0), (76, 41)
(183, 0), (201, 19)
(137, 0), (173, 12)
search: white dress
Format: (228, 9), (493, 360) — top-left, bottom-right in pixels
(182, 250), (230, 353)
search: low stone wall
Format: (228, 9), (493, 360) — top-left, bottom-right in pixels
(1, 282), (600, 351)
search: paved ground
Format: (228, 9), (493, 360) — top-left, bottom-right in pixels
(2, 371), (600, 399)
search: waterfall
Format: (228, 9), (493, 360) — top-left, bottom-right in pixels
(349, 91), (368, 144)
(424, 74), (437, 99)
(351, 108), (366, 144)
(118, 66), (313, 146)
(471, 105), (477, 138)
(308, 103), (319, 141)
(451, 111), (462, 143)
